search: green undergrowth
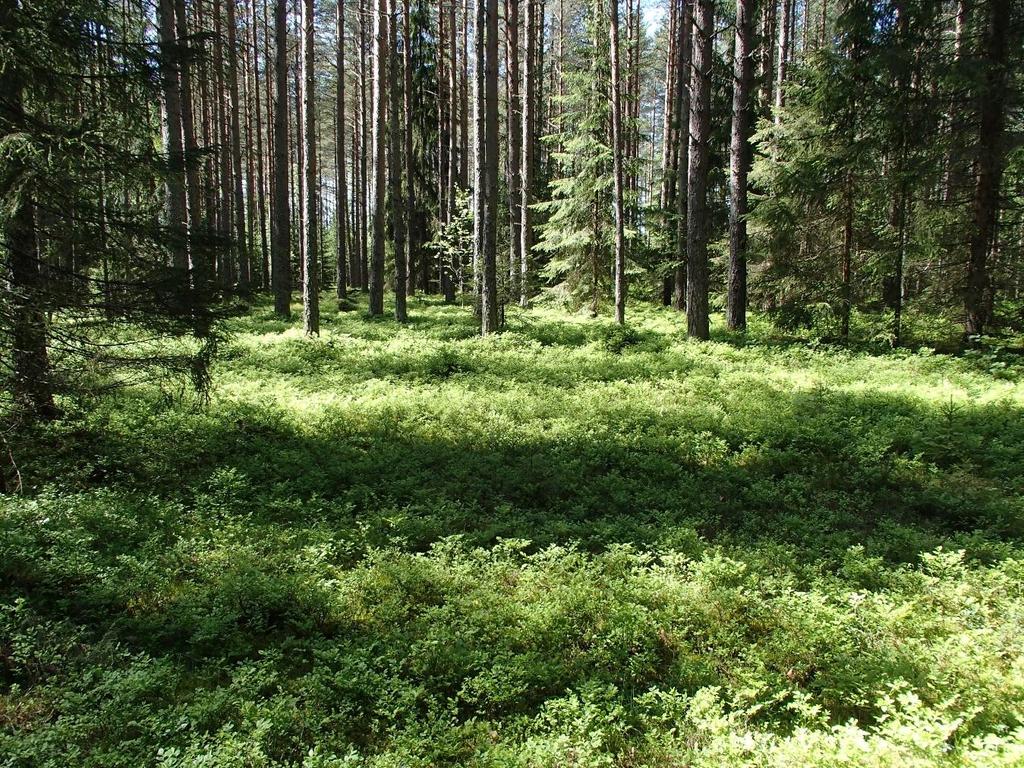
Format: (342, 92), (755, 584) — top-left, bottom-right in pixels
(3, 295), (1024, 766)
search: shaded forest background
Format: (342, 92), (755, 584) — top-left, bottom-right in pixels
(2, 0), (1023, 419)
(3, 2), (1024, 765)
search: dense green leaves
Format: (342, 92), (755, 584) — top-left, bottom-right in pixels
(3, 298), (1023, 766)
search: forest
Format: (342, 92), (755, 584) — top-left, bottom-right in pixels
(2, 0), (1024, 764)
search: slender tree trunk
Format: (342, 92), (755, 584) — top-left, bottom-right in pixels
(403, 0), (417, 297)
(293, 3), (305, 289)
(272, 0), (291, 316)
(448, 0), (460, 293)
(672, 0), (692, 310)
(964, 0), (1011, 338)
(357, 0), (369, 290)
(774, 0), (790, 123)
(351, 114), (363, 286)
(214, 0), (235, 287)
(198, 0), (218, 242)
(158, 0), (188, 272)
(461, 0), (471, 188)
(301, 0), (319, 333)
(839, 182), (853, 340)
(758, 0), (776, 116)
(2, 1), (56, 418)
(520, 0), (536, 307)
(507, 0), (523, 300)
(242, 32), (258, 283)
(262, 0), (274, 288)
(473, 0), (485, 309)
(369, 0), (388, 315)
(664, 0), (684, 305)
(686, 0), (713, 340)
(609, 0), (627, 325)
(336, 0), (349, 302)
(247, 0), (269, 291)
(172, 0), (203, 284)
(226, 0), (250, 292)
(480, 0), (500, 333)
(943, 0), (967, 208)
(726, 0), (754, 331)
(390, 0), (408, 321)
(660, 0), (678, 212)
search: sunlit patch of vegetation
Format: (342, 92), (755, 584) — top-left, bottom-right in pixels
(3, 296), (1024, 766)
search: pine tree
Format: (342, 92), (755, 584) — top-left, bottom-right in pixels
(535, 0), (614, 315)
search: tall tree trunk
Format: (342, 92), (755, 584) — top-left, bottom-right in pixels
(663, 0), (683, 305)
(609, 0), (627, 325)
(1, 0), (56, 418)
(660, 0), (678, 212)
(172, 0), (204, 284)
(448, 0), (460, 293)
(403, 0), (417, 297)
(726, 0), (754, 331)
(964, 0), (1011, 338)
(685, 0), (713, 340)
(774, 0), (790, 123)
(460, 0), (471, 188)
(226, 0), (250, 292)
(351, 113), (363, 286)
(438, 3), (454, 301)
(272, 0), (291, 316)
(158, 0), (188, 272)
(473, 0), (485, 309)
(390, 0), (409, 321)
(301, 0), (319, 333)
(369, 0), (388, 315)
(242, 30), (258, 284)
(841, 181), (853, 341)
(293, 2), (305, 289)
(360, 0), (371, 290)
(262, 0), (275, 289)
(507, 0), (523, 300)
(214, 0), (235, 287)
(672, 0), (692, 311)
(758, 0), (776, 116)
(480, 0), (500, 333)
(198, 0), (219, 243)
(520, 0), (536, 307)
(247, 0), (269, 291)
(336, 0), (349, 302)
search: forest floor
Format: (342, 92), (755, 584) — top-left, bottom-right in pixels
(3, 296), (1024, 767)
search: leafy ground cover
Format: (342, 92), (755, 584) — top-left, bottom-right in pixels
(3, 297), (1024, 766)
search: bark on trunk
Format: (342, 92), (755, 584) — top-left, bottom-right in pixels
(609, 0), (627, 325)
(368, 0), (388, 316)
(272, 0), (292, 316)
(726, 0), (754, 331)
(480, 0), (500, 333)
(226, 0), (250, 292)
(2, 0), (56, 418)
(685, 0), (713, 340)
(774, 0), (790, 123)
(302, 0), (320, 333)
(964, 0), (1011, 338)
(336, 0), (349, 302)
(390, 0), (408, 321)
(158, 0), (189, 272)
(507, 0), (523, 300)
(403, 0), (417, 296)
(672, 0), (692, 311)
(519, 0), (536, 307)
